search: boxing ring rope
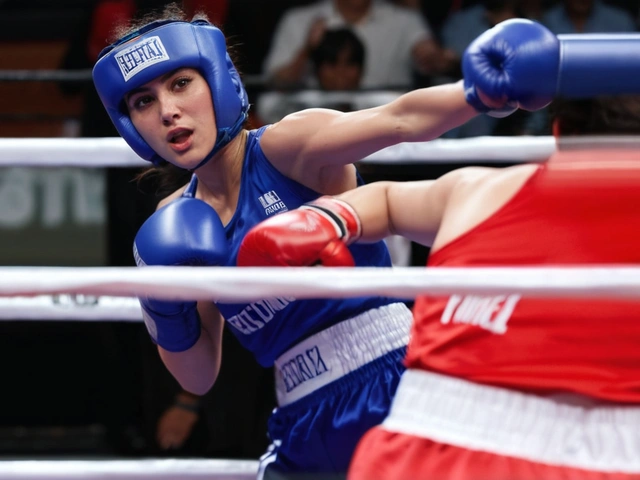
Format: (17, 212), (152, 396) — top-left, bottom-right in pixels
(1, 135), (639, 317)
(0, 294), (142, 321)
(1, 133), (639, 323)
(0, 68), (267, 88)
(1, 458), (259, 480)
(0, 265), (640, 325)
(1, 134), (640, 479)
(2, 266), (640, 302)
(0, 135), (557, 167)
(4, 135), (640, 167)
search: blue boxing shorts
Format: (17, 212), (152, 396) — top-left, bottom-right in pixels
(258, 302), (411, 480)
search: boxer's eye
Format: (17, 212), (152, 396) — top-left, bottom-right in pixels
(132, 95), (154, 109)
(173, 77), (192, 91)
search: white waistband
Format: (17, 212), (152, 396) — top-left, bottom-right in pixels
(382, 369), (640, 473)
(274, 303), (411, 406)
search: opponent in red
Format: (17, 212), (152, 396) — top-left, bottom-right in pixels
(239, 22), (640, 480)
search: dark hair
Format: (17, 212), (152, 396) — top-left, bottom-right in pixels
(310, 28), (365, 69)
(549, 96), (640, 136)
(112, 2), (208, 42)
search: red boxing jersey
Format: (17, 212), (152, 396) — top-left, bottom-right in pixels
(408, 150), (640, 403)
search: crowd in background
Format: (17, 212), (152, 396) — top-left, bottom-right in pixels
(67, 0), (640, 139)
(0, 0), (639, 461)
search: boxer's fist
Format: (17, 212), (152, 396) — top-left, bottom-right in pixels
(238, 197), (361, 267)
(134, 197), (228, 352)
(135, 197), (228, 268)
(463, 19), (559, 117)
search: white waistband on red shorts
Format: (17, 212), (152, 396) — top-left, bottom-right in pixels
(274, 302), (411, 406)
(382, 369), (640, 473)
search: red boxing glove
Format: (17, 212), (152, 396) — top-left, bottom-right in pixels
(238, 196), (362, 267)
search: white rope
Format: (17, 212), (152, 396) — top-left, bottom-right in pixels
(0, 458), (258, 479)
(1, 266), (640, 303)
(365, 135), (554, 164)
(0, 138), (148, 168)
(0, 295), (141, 321)
(0, 136), (556, 167)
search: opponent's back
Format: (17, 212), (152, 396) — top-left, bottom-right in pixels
(409, 149), (640, 402)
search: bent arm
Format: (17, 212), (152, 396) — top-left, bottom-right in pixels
(158, 301), (224, 396)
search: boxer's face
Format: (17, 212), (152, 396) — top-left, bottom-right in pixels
(126, 68), (216, 169)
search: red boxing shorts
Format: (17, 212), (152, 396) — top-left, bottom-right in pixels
(348, 370), (640, 480)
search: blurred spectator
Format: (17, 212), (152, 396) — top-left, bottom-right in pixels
(257, 25), (405, 124)
(263, 0), (441, 89)
(541, 0), (637, 33)
(257, 26), (371, 124)
(311, 27), (365, 91)
(441, 0), (522, 62)
(521, 0), (638, 136)
(257, 27), (367, 123)
(391, 0), (463, 38)
(224, 1), (315, 129)
(438, 0), (523, 138)
(224, 1), (315, 77)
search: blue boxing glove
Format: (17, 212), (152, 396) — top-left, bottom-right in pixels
(464, 19), (640, 116)
(134, 197), (228, 352)
(462, 19), (559, 117)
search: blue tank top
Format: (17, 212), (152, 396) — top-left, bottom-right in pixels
(184, 127), (396, 366)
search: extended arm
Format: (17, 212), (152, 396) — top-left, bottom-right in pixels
(264, 19), (640, 179)
(335, 168), (474, 247)
(335, 164), (536, 249)
(335, 180), (440, 247)
(237, 168), (485, 268)
(262, 19), (554, 174)
(261, 81), (477, 173)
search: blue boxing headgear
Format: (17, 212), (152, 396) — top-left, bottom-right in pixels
(92, 19), (249, 166)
